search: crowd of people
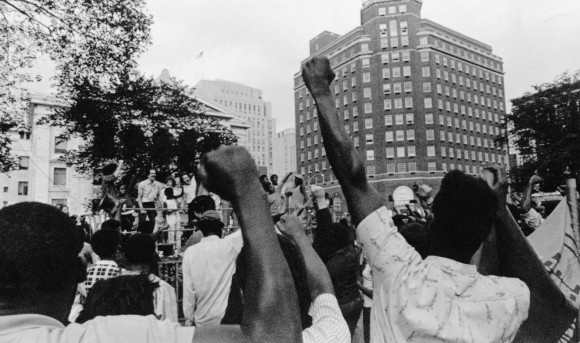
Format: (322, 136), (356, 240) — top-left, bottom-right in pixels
(1, 56), (578, 343)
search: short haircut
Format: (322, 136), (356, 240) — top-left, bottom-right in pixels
(101, 162), (118, 176)
(165, 177), (175, 186)
(429, 170), (497, 257)
(259, 175), (269, 183)
(399, 222), (429, 259)
(136, 220), (155, 234)
(270, 174), (278, 181)
(76, 274), (158, 323)
(91, 229), (121, 259)
(191, 195), (215, 215)
(0, 202), (83, 298)
(124, 233), (157, 265)
(100, 219), (121, 233)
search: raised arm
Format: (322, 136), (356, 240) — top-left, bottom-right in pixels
(277, 214), (350, 343)
(482, 166), (577, 343)
(302, 58), (383, 225)
(522, 175), (542, 212)
(278, 172), (294, 194)
(194, 146), (302, 343)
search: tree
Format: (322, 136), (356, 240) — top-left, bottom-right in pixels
(505, 71), (580, 191)
(0, 0), (152, 171)
(41, 73), (238, 184)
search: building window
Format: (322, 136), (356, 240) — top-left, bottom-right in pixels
(402, 51), (410, 62)
(383, 84), (391, 95)
(385, 115), (393, 126)
(392, 67), (401, 78)
(402, 66), (411, 77)
(364, 103), (372, 114)
(405, 113), (414, 124)
(420, 52), (429, 62)
(380, 38), (389, 49)
(19, 132), (31, 140)
(51, 199), (67, 207)
(404, 97), (413, 108)
(387, 163), (396, 173)
(363, 87), (372, 98)
(365, 118), (373, 129)
(408, 162), (417, 172)
(404, 81), (412, 93)
(393, 82), (402, 94)
(367, 165), (376, 176)
(426, 129), (435, 140)
(353, 137), (359, 148)
(54, 138), (67, 153)
(385, 131), (394, 142)
(441, 146), (447, 157)
(18, 182), (28, 196)
(19, 156), (30, 170)
(424, 98), (433, 109)
(53, 168), (67, 186)
(419, 37), (428, 45)
(366, 150), (375, 161)
(401, 36), (409, 47)
(378, 7), (386, 16)
(425, 113), (433, 124)
(384, 99), (392, 111)
(428, 162), (437, 172)
(423, 82), (431, 93)
(382, 68), (391, 79)
(395, 114), (404, 125)
(366, 134), (374, 145)
(407, 129), (415, 141)
(353, 107), (359, 117)
(397, 146), (406, 158)
(422, 67), (430, 77)
(396, 130), (405, 141)
(362, 58), (370, 67)
(427, 146), (436, 157)
(398, 163), (407, 173)
(391, 52), (400, 63)
(399, 4), (407, 13)
(386, 147), (395, 158)
(408, 145), (416, 157)
(363, 72), (371, 83)
(3, 187), (7, 192)
(353, 122), (359, 132)
(394, 98), (403, 109)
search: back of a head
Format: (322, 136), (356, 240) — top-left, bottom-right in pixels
(101, 219), (121, 233)
(76, 274), (158, 323)
(191, 195), (216, 215)
(124, 233), (156, 265)
(430, 170), (497, 260)
(399, 222), (429, 259)
(0, 202), (83, 300)
(91, 229), (121, 260)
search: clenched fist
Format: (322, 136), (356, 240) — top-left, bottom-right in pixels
(302, 57), (335, 97)
(198, 146), (259, 201)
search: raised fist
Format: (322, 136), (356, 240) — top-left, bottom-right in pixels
(198, 146), (259, 201)
(302, 57), (335, 97)
(481, 164), (508, 198)
(276, 214), (306, 241)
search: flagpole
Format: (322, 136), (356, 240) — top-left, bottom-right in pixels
(566, 176), (580, 341)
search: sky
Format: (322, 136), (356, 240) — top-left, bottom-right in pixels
(31, 0), (580, 132)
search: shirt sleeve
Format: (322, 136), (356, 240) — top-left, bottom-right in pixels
(137, 182), (144, 201)
(226, 229), (244, 252)
(302, 294), (350, 343)
(182, 251), (197, 322)
(356, 206), (424, 289)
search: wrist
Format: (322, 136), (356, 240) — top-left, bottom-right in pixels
(309, 85), (331, 98)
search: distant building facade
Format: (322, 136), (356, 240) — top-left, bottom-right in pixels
(194, 80), (276, 173)
(0, 94), (94, 214)
(273, 128), (297, 177)
(294, 0), (507, 205)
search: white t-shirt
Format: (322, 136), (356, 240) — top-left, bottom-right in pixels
(0, 314), (194, 343)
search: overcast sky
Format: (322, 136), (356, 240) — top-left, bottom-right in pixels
(32, 0), (580, 132)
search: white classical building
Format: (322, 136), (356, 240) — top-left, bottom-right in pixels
(0, 93), (94, 214)
(273, 128), (297, 177)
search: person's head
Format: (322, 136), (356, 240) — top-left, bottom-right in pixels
(165, 177), (175, 188)
(319, 220), (355, 263)
(197, 210), (224, 237)
(75, 275), (158, 324)
(399, 222), (429, 259)
(101, 219), (121, 233)
(0, 202), (85, 322)
(259, 174), (271, 192)
(59, 204), (70, 215)
(124, 233), (157, 273)
(191, 195), (216, 218)
(136, 220), (155, 234)
(119, 184), (128, 196)
(294, 174), (303, 187)
(101, 162), (118, 176)
(91, 229), (121, 260)
(270, 174), (278, 185)
(164, 187), (174, 200)
(428, 170), (497, 264)
(148, 169), (156, 181)
(181, 174), (191, 185)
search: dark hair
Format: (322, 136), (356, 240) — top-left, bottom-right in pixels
(91, 229), (121, 259)
(137, 220), (155, 234)
(198, 218), (224, 237)
(101, 219), (121, 233)
(313, 220), (354, 263)
(429, 170), (497, 261)
(125, 233), (157, 265)
(164, 187), (174, 199)
(76, 275), (158, 323)
(101, 162), (119, 176)
(0, 202), (83, 299)
(222, 234), (312, 328)
(165, 177), (175, 187)
(399, 223), (429, 259)
(191, 195), (215, 215)
(270, 174), (278, 182)
(259, 174), (269, 183)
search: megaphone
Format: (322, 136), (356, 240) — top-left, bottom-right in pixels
(98, 193), (120, 216)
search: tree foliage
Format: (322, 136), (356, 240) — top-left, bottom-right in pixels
(505, 71), (580, 191)
(41, 74), (238, 182)
(0, 0), (152, 171)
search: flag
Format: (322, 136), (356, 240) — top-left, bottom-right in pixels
(528, 199), (580, 342)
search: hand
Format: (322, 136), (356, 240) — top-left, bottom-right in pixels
(310, 185), (325, 201)
(276, 214), (306, 241)
(481, 164), (508, 200)
(198, 146), (259, 201)
(302, 57), (335, 97)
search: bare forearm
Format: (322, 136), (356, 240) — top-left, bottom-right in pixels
(233, 182), (302, 342)
(293, 234), (334, 300)
(522, 182), (534, 212)
(314, 94), (382, 225)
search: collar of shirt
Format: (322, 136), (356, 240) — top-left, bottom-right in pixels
(0, 314), (64, 336)
(200, 235), (220, 243)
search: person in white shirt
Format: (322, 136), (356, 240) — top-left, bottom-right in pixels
(301, 56), (577, 343)
(0, 146), (307, 343)
(182, 210), (242, 326)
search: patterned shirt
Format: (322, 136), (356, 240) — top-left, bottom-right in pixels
(358, 206), (530, 343)
(84, 260), (120, 294)
(302, 294), (350, 343)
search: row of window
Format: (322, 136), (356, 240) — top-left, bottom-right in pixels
(377, 4), (407, 17)
(2, 182), (29, 196)
(419, 36), (502, 72)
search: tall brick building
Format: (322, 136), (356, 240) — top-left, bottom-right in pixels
(294, 0), (507, 206)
